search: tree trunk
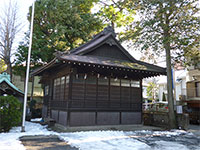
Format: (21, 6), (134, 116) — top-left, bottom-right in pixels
(5, 61), (12, 82)
(162, 9), (177, 129)
(165, 44), (177, 129)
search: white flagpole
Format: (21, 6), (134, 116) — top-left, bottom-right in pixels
(21, 1), (35, 132)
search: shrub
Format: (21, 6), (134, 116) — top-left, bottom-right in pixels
(0, 95), (22, 132)
(162, 92), (167, 101)
(29, 100), (42, 118)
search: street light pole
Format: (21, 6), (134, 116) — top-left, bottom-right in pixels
(21, 1), (35, 132)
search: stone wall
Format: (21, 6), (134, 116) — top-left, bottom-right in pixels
(143, 112), (189, 130)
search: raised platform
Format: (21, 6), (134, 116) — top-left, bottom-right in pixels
(52, 123), (163, 132)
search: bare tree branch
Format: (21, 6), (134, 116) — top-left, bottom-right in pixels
(0, 0), (22, 80)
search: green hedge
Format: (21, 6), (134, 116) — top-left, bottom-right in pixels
(0, 96), (22, 132)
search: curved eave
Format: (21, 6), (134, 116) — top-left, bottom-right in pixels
(31, 58), (57, 76)
(58, 56), (166, 78)
(0, 80), (24, 96)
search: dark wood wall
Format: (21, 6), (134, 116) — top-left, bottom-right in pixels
(86, 44), (131, 61)
(42, 66), (71, 116)
(41, 66), (143, 126)
(45, 71), (142, 112)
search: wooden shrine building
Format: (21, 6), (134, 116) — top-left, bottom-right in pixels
(32, 27), (166, 127)
(0, 72), (24, 102)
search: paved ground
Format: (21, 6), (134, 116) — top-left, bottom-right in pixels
(20, 135), (78, 150)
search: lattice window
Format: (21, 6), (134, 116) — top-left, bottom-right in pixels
(44, 85), (49, 96)
(121, 79), (130, 87)
(131, 80), (140, 88)
(110, 78), (120, 86)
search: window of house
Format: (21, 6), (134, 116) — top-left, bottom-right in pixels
(53, 78), (56, 100)
(60, 76), (65, 100)
(73, 74), (84, 83)
(131, 80), (140, 87)
(53, 77), (61, 100)
(110, 78), (120, 86)
(61, 76), (65, 85)
(66, 75), (70, 84)
(98, 76), (108, 85)
(86, 75), (96, 84)
(53, 75), (71, 100)
(64, 75), (70, 100)
(195, 82), (200, 97)
(54, 78), (61, 87)
(121, 79), (130, 87)
(44, 85), (49, 96)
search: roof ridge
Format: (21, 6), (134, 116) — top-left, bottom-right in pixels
(69, 26), (116, 54)
(93, 26), (116, 38)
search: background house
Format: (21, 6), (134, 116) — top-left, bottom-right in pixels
(186, 65), (200, 100)
(12, 75), (43, 102)
(184, 65), (200, 118)
(158, 69), (186, 102)
(142, 81), (148, 101)
(0, 72), (24, 102)
(184, 65), (200, 124)
(157, 67), (200, 123)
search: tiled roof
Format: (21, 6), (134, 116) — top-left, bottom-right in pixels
(32, 26), (166, 77)
(0, 72), (24, 95)
(59, 55), (166, 74)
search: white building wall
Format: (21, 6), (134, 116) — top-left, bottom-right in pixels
(175, 83), (181, 101)
(158, 84), (164, 102)
(158, 70), (186, 102)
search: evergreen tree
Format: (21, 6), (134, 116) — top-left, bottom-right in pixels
(96, 0), (136, 40)
(162, 92), (167, 102)
(15, 0), (103, 71)
(129, 0), (200, 128)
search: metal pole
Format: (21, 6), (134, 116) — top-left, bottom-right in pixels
(21, 1), (35, 132)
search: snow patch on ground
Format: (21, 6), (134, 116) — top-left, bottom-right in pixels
(59, 130), (194, 150)
(154, 141), (190, 150)
(30, 118), (42, 122)
(0, 122), (199, 150)
(59, 131), (150, 150)
(0, 122), (55, 150)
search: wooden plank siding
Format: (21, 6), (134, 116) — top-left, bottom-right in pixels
(41, 71), (143, 126)
(42, 69), (142, 126)
(45, 74), (70, 110)
(86, 44), (131, 61)
(45, 73), (142, 111)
